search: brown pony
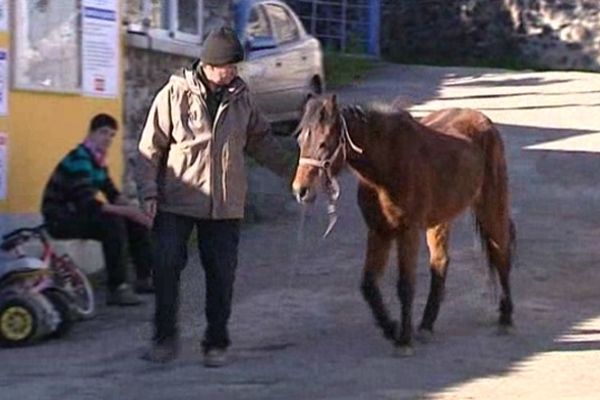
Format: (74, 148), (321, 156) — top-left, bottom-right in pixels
(292, 94), (514, 354)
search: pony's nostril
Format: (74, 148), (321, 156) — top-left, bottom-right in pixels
(298, 187), (308, 199)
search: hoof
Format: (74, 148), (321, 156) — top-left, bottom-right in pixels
(416, 328), (434, 343)
(497, 324), (515, 336)
(393, 345), (415, 358)
(383, 320), (399, 341)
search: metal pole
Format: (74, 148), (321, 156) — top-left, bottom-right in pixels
(341, 0), (347, 52)
(234, 0), (252, 41)
(368, 0), (380, 56)
(311, 0), (317, 36)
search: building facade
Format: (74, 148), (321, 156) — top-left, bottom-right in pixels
(1, 1), (123, 232)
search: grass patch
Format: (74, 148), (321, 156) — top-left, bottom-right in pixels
(324, 52), (380, 88)
(387, 53), (543, 72)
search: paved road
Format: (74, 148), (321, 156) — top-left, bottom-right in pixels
(3, 64), (600, 399)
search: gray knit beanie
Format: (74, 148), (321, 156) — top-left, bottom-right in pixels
(201, 27), (245, 66)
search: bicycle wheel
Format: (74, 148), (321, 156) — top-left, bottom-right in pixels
(70, 266), (95, 318)
(52, 255), (95, 319)
(0, 293), (48, 346)
(42, 288), (74, 338)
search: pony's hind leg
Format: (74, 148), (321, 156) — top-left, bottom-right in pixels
(419, 223), (451, 336)
(394, 226), (420, 352)
(360, 229), (396, 342)
(487, 237), (513, 328)
(475, 209), (514, 329)
(473, 126), (514, 329)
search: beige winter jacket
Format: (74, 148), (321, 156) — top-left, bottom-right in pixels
(137, 67), (294, 219)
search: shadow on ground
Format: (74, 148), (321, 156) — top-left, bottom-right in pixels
(3, 65), (600, 399)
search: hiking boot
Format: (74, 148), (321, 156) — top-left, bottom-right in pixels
(106, 283), (143, 306)
(134, 278), (155, 294)
(203, 348), (228, 368)
(141, 339), (179, 363)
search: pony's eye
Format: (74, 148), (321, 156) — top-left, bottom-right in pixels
(319, 141), (326, 149)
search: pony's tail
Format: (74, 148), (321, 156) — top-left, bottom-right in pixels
(474, 217), (517, 282)
(472, 125), (516, 288)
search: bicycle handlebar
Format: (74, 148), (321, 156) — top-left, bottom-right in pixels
(0, 224), (48, 251)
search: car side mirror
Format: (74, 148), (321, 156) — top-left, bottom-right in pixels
(245, 36), (277, 52)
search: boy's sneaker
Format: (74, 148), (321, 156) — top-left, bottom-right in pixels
(106, 283), (143, 306)
(203, 348), (228, 368)
(141, 339), (179, 363)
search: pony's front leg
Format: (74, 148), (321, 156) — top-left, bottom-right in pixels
(395, 227), (420, 355)
(419, 223), (451, 337)
(360, 229), (396, 342)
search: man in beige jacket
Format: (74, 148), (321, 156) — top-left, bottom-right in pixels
(137, 27), (294, 366)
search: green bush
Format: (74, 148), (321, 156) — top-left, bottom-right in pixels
(324, 53), (380, 88)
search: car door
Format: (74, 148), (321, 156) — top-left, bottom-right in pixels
(262, 2), (308, 119)
(238, 3), (281, 119)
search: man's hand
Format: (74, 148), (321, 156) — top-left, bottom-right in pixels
(142, 198), (157, 219)
(113, 195), (130, 206)
(102, 203), (153, 228)
(124, 207), (154, 228)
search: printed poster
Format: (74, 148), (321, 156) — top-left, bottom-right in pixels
(82, 0), (119, 97)
(0, 133), (7, 200)
(0, 49), (7, 116)
(0, 1), (7, 32)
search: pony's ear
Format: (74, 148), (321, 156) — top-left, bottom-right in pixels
(330, 94), (338, 108)
(325, 94), (338, 114)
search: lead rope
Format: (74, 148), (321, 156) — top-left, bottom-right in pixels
(297, 115), (364, 238)
(321, 116), (363, 238)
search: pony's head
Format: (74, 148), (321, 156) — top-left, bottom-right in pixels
(292, 94), (346, 204)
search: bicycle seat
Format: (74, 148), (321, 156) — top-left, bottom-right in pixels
(0, 256), (48, 277)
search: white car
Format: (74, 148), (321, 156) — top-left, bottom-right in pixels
(237, 0), (325, 124)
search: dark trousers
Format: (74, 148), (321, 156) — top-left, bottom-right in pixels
(152, 211), (240, 351)
(46, 212), (153, 290)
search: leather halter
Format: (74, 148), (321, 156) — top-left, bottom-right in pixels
(296, 115), (363, 237)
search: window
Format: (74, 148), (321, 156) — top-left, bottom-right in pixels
(128, 0), (204, 43)
(13, 0), (80, 92)
(246, 5), (273, 40)
(176, 0), (200, 35)
(265, 4), (300, 44)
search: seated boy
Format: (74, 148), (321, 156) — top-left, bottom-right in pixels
(41, 113), (153, 305)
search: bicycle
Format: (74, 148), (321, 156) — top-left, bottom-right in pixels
(0, 225), (95, 346)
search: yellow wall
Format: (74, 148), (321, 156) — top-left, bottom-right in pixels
(0, 8), (123, 216)
(2, 94), (123, 214)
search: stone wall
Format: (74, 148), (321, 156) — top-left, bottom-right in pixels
(381, 0), (600, 71)
(505, 0), (600, 70)
(122, 0), (234, 200)
(121, 1), (293, 221)
(123, 49), (293, 222)
(381, 0), (518, 66)
(122, 48), (194, 200)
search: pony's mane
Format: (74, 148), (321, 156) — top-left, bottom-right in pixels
(296, 98), (418, 137)
(342, 102), (419, 137)
(368, 101), (415, 120)
(295, 99), (326, 135)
